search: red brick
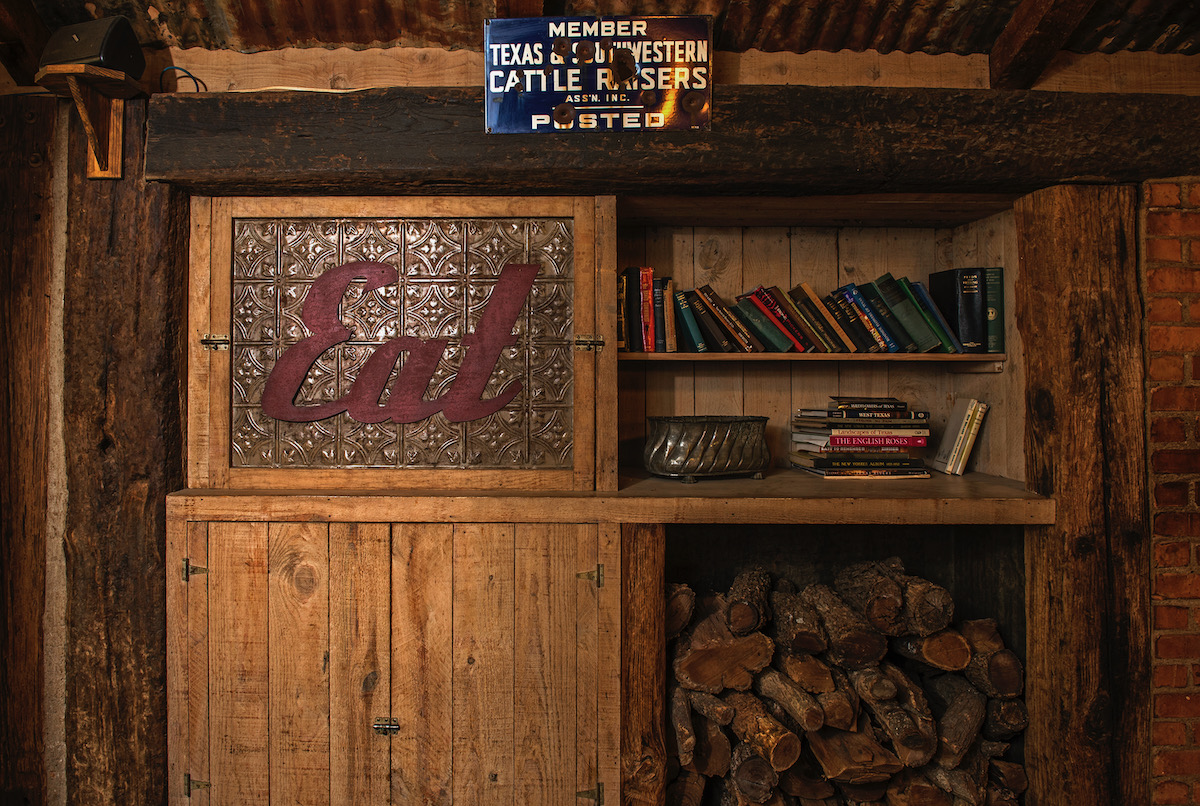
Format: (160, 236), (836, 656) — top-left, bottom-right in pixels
(1157, 664), (1193, 687)
(1150, 267), (1200, 294)
(1154, 779), (1191, 805)
(1157, 482), (1192, 507)
(1157, 513), (1200, 538)
(1159, 633), (1200, 657)
(1151, 183), (1183, 208)
(1153, 418), (1189, 443)
(1158, 543), (1195, 569)
(1150, 325), (1200, 352)
(1150, 212), (1184, 236)
(1154, 748), (1200, 775)
(1152, 297), (1186, 322)
(1193, 355), (1200, 380)
(1153, 387), (1200, 411)
(1155, 720), (1191, 746)
(1155, 451), (1200, 475)
(1152, 356), (1187, 382)
(1190, 184), (1200, 208)
(1150, 238), (1185, 263)
(1159, 605), (1193, 629)
(1183, 213), (1200, 236)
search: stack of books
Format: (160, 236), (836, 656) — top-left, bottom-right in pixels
(789, 396), (932, 479)
(617, 265), (1003, 356)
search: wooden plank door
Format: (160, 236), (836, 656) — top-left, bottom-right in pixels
(170, 519), (617, 806)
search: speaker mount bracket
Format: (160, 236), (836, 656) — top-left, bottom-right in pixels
(35, 64), (143, 179)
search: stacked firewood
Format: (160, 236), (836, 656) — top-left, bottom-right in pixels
(665, 558), (1028, 806)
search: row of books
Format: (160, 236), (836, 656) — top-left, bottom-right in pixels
(789, 396), (932, 480)
(617, 266), (1005, 355)
(927, 397), (989, 476)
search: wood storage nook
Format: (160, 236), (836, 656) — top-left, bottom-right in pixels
(164, 184), (1146, 805)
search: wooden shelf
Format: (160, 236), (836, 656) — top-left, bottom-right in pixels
(618, 351), (1005, 364)
(168, 471), (1052, 525)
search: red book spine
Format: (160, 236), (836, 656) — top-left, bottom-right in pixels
(750, 287), (812, 351)
(639, 267), (655, 352)
(828, 435), (928, 447)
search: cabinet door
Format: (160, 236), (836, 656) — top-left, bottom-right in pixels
(169, 520), (619, 806)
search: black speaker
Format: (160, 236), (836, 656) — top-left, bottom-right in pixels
(39, 16), (145, 80)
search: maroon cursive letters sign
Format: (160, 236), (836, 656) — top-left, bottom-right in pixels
(262, 261), (540, 424)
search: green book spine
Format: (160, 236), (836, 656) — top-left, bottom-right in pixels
(896, 276), (955, 353)
(985, 266), (1005, 353)
(673, 290), (709, 352)
(874, 273), (942, 352)
(732, 298), (794, 352)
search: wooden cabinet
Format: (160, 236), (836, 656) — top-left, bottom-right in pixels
(167, 508), (621, 806)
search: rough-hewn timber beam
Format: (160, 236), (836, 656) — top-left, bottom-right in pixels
(146, 85), (1200, 196)
(990, 0), (1102, 90)
(0, 0), (50, 86)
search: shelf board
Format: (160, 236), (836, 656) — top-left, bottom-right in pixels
(168, 470), (1052, 526)
(619, 351), (1005, 363)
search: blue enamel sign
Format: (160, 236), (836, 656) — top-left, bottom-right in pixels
(484, 16), (712, 133)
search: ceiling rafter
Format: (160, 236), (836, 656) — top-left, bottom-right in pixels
(989, 0), (1103, 89)
(0, 0), (50, 86)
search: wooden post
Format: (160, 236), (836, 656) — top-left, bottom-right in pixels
(622, 522), (666, 805)
(1014, 183), (1148, 806)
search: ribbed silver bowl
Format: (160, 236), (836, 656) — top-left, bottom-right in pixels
(643, 415), (771, 483)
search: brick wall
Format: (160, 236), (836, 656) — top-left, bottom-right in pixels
(1149, 179), (1200, 804)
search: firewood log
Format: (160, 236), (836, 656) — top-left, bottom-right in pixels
(925, 766), (980, 805)
(731, 741), (780, 803)
(805, 722), (902, 784)
(923, 674), (986, 769)
(756, 668), (825, 731)
(670, 684), (696, 766)
(690, 690), (736, 726)
(984, 786), (1019, 806)
(982, 698), (1027, 741)
(877, 557), (955, 637)
(834, 560), (906, 636)
(987, 760), (1027, 795)
(770, 589), (829, 654)
(726, 691), (803, 772)
(890, 629), (971, 672)
(666, 769), (707, 806)
(852, 663), (938, 768)
(800, 584), (887, 669)
(674, 595), (775, 694)
(818, 667), (860, 731)
(848, 666), (898, 701)
(685, 716), (732, 778)
(777, 651), (836, 694)
(728, 567), (773, 635)
(667, 582), (697, 640)
(837, 778), (889, 802)
(778, 751), (835, 799)
(959, 620), (1024, 699)
(885, 769), (953, 806)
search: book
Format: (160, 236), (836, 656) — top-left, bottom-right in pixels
(616, 272), (628, 350)
(732, 298), (794, 352)
(763, 286), (831, 352)
(910, 280), (965, 353)
(663, 277), (678, 352)
(829, 396), (909, 411)
(696, 284), (761, 352)
(984, 266), (1005, 353)
(839, 285), (897, 351)
(746, 286), (813, 351)
(793, 433), (928, 449)
(795, 408), (930, 422)
(897, 276), (958, 353)
(928, 267), (986, 353)
(686, 290), (735, 352)
(792, 283), (857, 352)
(620, 266), (655, 352)
(824, 292), (879, 352)
(652, 277), (668, 352)
(951, 401), (989, 475)
(784, 289), (848, 352)
(928, 397), (980, 474)
(795, 466), (931, 479)
(874, 273), (943, 352)
(673, 290), (708, 352)
(788, 451), (925, 469)
(858, 281), (918, 351)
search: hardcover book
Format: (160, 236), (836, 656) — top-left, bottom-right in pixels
(897, 276), (958, 353)
(673, 290), (708, 352)
(858, 281), (917, 352)
(823, 292), (879, 352)
(732, 298), (794, 352)
(686, 290), (735, 352)
(984, 266), (1005, 353)
(874, 273), (943, 352)
(792, 283), (857, 351)
(928, 267), (987, 353)
(910, 280), (964, 353)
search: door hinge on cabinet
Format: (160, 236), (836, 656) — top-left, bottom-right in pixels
(200, 334), (230, 351)
(577, 782), (604, 804)
(182, 559), (207, 581)
(574, 334), (605, 352)
(184, 773), (210, 796)
(373, 717), (401, 736)
(576, 564), (604, 587)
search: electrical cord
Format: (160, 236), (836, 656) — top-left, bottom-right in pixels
(159, 65), (207, 93)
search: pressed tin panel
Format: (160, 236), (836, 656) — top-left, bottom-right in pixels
(228, 214), (576, 471)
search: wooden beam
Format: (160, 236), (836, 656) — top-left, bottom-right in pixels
(0, 0), (49, 86)
(145, 85), (1200, 197)
(1014, 184), (1148, 806)
(990, 0), (1102, 89)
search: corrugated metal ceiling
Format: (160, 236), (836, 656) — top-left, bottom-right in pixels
(27, 0), (1200, 55)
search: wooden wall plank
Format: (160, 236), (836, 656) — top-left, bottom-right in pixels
(1014, 184), (1148, 806)
(596, 524), (623, 803)
(575, 524), (600, 805)
(514, 523), (579, 806)
(693, 228), (745, 416)
(62, 97), (188, 806)
(184, 522), (210, 806)
(453, 523), (516, 806)
(186, 196), (213, 487)
(742, 227), (794, 466)
(595, 197), (620, 491)
(392, 523), (453, 805)
(0, 93), (55, 805)
(621, 522), (666, 806)
(329, 522), (391, 804)
(268, 522), (331, 806)
(789, 228), (841, 425)
(209, 522), (269, 805)
(574, 197), (599, 492)
(836, 229), (894, 399)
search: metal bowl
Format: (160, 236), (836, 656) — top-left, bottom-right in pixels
(643, 415), (771, 483)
